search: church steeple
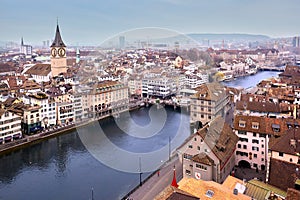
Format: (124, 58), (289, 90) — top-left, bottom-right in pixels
(21, 37), (24, 46)
(50, 23), (66, 47)
(50, 20), (67, 77)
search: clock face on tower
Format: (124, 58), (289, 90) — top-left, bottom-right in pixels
(58, 48), (66, 57)
(51, 48), (57, 57)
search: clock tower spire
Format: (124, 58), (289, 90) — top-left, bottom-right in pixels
(50, 20), (67, 77)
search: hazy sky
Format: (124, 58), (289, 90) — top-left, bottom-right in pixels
(1, 0), (299, 45)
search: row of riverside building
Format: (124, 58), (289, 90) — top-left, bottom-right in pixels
(0, 23), (129, 145)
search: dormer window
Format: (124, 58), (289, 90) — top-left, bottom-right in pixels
(239, 120), (246, 128)
(272, 124), (280, 132)
(252, 122), (259, 129)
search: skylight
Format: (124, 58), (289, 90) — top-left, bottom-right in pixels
(205, 190), (214, 198)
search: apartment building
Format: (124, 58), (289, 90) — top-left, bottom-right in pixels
(0, 108), (22, 144)
(190, 82), (229, 125)
(233, 115), (300, 172)
(86, 81), (129, 119)
(142, 76), (177, 99)
(28, 93), (57, 127)
(177, 117), (238, 183)
(22, 105), (42, 135)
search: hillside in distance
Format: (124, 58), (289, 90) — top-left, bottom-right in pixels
(186, 33), (270, 42)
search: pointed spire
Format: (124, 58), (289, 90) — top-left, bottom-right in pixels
(171, 165), (178, 188)
(21, 37), (24, 46)
(51, 20), (66, 48)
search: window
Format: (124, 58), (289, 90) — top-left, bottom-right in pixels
(253, 163), (257, 168)
(197, 146), (200, 150)
(183, 153), (192, 159)
(205, 190), (214, 198)
(208, 115), (211, 119)
(243, 145), (247, 149)
(252, 122), (259, 129)
(196, 164), (207, 170)
(239, 138), (248, 142)
(259, 134), (266, 138)
(252, 147), (259, 151)
(253, 133), (257, 137)
(272, 124), (280, 132)
(254, 154), (257, 158)
(252, 139), (259, 144)
(238, 131), (247, 135)
(290, 158), (293, 162)
(201, 107), (204, 111)
(194, 137), (197, 141)
(239, 120), (246, 127)
(261, 144), (264, 148)
(185, 170), (191, 175)
(262, 151), (264, 155)
(188, 144), (193, 148)
(237, 144), (241, 148)
(261, 158), (264, 161)
(279, 152), (284, 157)
(201, 115), (204, 118)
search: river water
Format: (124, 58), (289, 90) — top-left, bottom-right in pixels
(0, 71), (279, 200)
(222, 71), (280, 89)
(0, 106), (190, 200)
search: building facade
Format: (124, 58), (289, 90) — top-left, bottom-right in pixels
(28, 93), (57, 127)
(177, 117), (238, 183)
(190, 82), (229, 125)
(0, 108), (22, 144)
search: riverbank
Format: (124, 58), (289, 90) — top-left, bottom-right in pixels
(0, 111), (129, 155)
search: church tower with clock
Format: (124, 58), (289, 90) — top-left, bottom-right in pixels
(50, 23), (67, 77)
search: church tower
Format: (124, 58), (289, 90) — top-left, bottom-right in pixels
(50, 22), (67, 77)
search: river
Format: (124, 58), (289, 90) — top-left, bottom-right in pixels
(0, 106), (190, 200)
(0, 71), (279, 200)
(222, 71), (280, 89)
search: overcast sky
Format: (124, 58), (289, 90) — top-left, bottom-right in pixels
(1, 0), (299, 45)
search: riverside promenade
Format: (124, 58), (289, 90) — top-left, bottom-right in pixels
(0, 118), (95, 155)
(123, 155), (183, 200)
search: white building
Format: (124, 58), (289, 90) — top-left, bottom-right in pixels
(28, 93), (57, 127)
(0, 108), (22, 144)
(24, 64), (52, 83)
(142, 76), (177, 98)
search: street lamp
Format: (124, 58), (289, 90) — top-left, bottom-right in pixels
(139, 157), (142, 186)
